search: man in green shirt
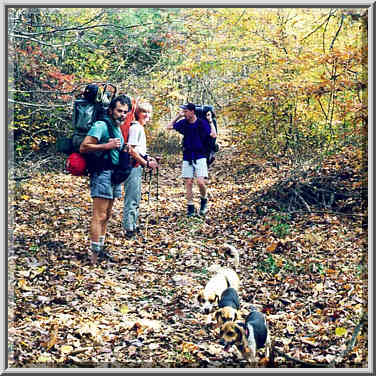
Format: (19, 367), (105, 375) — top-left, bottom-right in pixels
(80, 95), (131, 263)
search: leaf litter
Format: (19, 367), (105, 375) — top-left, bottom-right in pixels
(9, 138), (367, 368)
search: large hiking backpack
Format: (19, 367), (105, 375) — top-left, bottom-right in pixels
(57, 83), (120, 176)
(66, 113), (133, 183)
(57, 83), (117, 156)
(195, 105), (220, 167)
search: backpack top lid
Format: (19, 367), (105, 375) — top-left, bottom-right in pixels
(195, 105), (217, 133)
(83, 84), (99, 104)
(202, 105), (215, 115)
(195, 105), (216, 119)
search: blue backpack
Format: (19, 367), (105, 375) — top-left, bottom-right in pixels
(195, 105), (219, 167)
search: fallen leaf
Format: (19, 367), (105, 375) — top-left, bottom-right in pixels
(46, 324), (59, 351)
(181, 342), (199, 352)
(286, 325), (295, 334)
(120, 304), (129, 314)
(259, 357), (269, 366)
(335, 327), (348, 337)
(37, 354), (53, 362)
(266, 242), (280, 253)
(301, 337), (319, 347)
(18, 279), (31, 291)
(61, 345), (73, 354)
(314, 283), (324, 293)
(128, 345), (137, 356)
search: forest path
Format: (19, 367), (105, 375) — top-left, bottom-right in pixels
(9, 130), (367, 367)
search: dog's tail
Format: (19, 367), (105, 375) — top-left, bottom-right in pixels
(223, 243), (240, 267)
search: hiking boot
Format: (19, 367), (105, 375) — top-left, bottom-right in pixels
(187, 204), (195, 217)
(125, 230), (135, 239)
(98, 251), (115, 263)
(199, 198), (208, 216)
(97, 247), (115, 262)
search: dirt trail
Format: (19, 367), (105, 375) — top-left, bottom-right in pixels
(9, 132), (367, 368)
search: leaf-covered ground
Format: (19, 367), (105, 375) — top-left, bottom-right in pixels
(9, 134), (368, 369)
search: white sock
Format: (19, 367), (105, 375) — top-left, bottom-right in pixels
(99, 236), (105, 248)
(187, 201), (194, 206)
(91, 241), (101, 253)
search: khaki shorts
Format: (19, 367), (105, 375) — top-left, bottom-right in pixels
(181, 158), (208, 178)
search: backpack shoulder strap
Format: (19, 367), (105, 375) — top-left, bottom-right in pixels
(97, 117), (115, 163)
(196, 118), (208, 138)
(101, 116), (115, 139)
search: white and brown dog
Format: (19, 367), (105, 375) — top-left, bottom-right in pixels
(219, 306), (271, 366)
(197, 267), (240, 323)
(220, 243), (240, 267)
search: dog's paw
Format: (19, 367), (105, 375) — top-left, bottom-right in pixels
(259, 357), (269, 367)
(205, 320), (213, 327)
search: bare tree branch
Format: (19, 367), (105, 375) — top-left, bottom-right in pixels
(233, 9), (246, 27)
(329, 13), (345, 50)
(8, 33), (79, 48)
(301, 10), (335, 42)
(13, 22), (156, 37)
(9, 99), (69, 109)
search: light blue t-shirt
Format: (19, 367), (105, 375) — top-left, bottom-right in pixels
(87, 119), (124, 165)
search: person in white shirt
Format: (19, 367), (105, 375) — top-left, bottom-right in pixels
(122, 101), (158, 239)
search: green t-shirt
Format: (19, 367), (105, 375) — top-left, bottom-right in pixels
(87, 119), (124, 165)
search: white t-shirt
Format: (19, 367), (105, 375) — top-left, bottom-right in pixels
(128, 121), (147, 156)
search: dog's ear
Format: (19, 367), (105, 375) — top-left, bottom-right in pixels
(219, 326), (224, 338)
(214, 309), (222, 323)
(197, 291), (204, 304)
(235, 325), (244, 341)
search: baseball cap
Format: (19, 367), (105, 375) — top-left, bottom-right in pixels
(179, 103), (196, 111)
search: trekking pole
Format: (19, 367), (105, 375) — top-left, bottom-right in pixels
(144, 169), (153, 241)
(155, 156), (160, 224)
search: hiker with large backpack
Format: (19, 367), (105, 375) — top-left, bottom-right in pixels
(166, 102), (217, 217)
(122, 100), (158, 239)
(79, 94), (131, 262)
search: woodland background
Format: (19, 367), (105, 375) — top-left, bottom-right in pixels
(8, 7), (368, 368)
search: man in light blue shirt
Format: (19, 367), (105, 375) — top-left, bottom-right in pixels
(80, 95), (131, 262)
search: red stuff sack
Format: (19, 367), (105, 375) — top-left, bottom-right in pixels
(66, 152), (87, 176)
